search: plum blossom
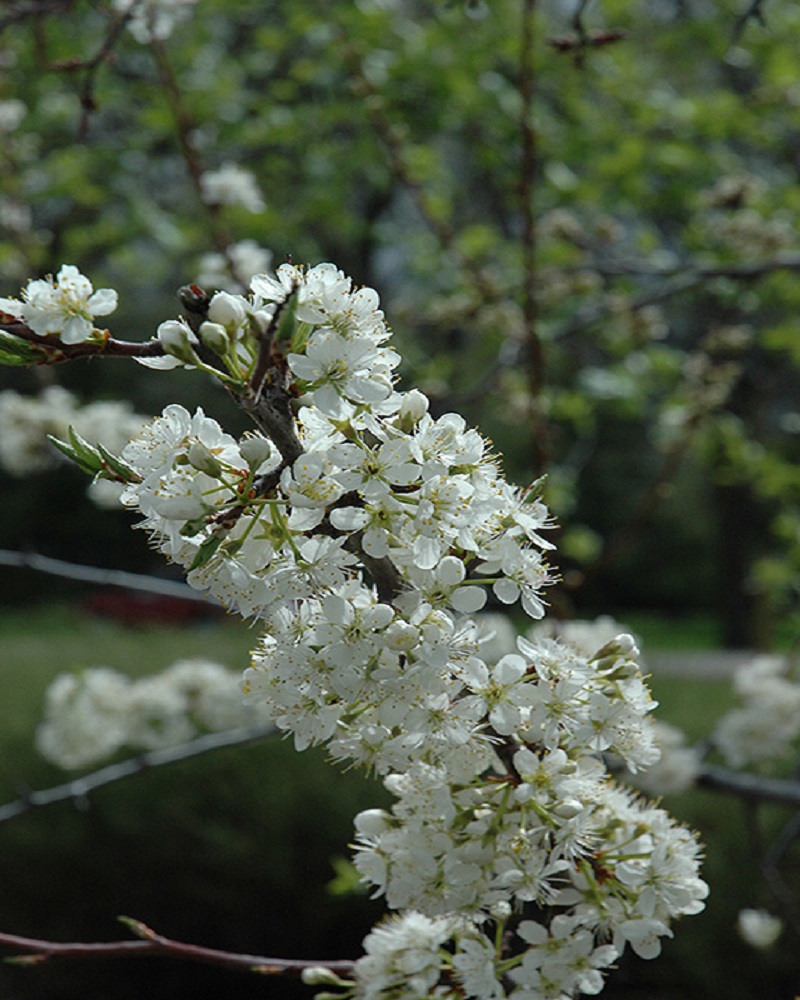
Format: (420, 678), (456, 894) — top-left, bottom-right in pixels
(200, 162), (265, 213)
(1, 265), (117, 344)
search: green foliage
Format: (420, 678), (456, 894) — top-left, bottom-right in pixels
(4, 0), (800, 636)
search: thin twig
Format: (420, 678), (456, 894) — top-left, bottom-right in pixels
(149, 37), (232, 258)
(0, 724), (274, 824)
(0, 320), (167, 364)
(731, 0), (768, 43)
(760, 810), (800, 935)
(696, 764), (800, 809)
(0, 0), (74, 32)
(0, 548), (209, 602)
(519, 0), (548, 476)
(0, 919), (355, 976)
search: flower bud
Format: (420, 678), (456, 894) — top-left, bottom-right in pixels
(239, 435), (274, 470)
(382, 620), (420, 652)
(396, 388), (430, 430)
(157, 320), (199, 365)
(554, 798), (584, 819)
(489, 900), (512, 921)
(354, 808), (392, 837)
(187, 440), (223, 477)
(208, 291), (247, 329)
(199, 321), (229, 355)
(300, 968), (344, 986)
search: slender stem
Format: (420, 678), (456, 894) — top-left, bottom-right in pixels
(519, 0), (548, 476)
(0, 922), (356, 976)
(0, 725), (274, 825)
(696, 764), (800, 809)
(0, 548), (208, 601)
(149, 38), (232, 258)
(0, 320), (167, 363)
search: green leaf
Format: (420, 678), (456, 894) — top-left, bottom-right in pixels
(188, 534), (222, 572)
(47, 433), (102, 477)
(0, 331), (45, 366)
(96, 444), (140, 483)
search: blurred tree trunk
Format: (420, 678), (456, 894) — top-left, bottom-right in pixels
(713, 479), (771, 650)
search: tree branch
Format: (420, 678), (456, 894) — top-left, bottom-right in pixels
(0, 920), (356, 976)
(696, 764), (800, 809)
(519, 0), (549, 476)
(0, 724), (274, 824)
(0, 548), (210, 602)
(0, 320), (167, 364)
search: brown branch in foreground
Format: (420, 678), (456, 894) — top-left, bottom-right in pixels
(0, 920), (356, 977)
(0, 320), (167, 364)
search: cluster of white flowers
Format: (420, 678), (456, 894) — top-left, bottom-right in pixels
(0, 264), (117, 345)
(199, 162), (266, 213)
(196, 239), (274, 293)
(36, 659), (271, 770)
(713, 655), (800, 771)
(112, 0), (198, 44)
(64, 258), (706, 999)
(0, 385), (147, 483)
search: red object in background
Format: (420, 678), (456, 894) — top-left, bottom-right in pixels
(84, 590), (222, 626)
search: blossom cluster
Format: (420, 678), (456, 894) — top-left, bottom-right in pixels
(6, 258), (708, 999)
(78, 259), (707, 998)
(713, 654), (800, 771)
(37, 659), (271, 770)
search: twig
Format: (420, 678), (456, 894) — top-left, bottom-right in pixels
(760, 810), (800, 935)
(519, 0), (548, 476)
(0, 548), (210, 602)
(0, 919), (355, 976)
(696, 764), (800, 809)
(149, 37), (233, 259)
(0, 0), (74, 32)
(0, 320), (167, 364)
(0, 724), (275, 824)
(731, 0), (768, 43)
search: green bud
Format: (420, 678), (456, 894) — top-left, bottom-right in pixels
(187, 440), (223, 477)
(199, 321), (229, 355)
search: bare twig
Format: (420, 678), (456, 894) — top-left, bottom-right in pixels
(519, 0), (548, 476)
(0, 548), (208, 602)
(696, 764), (800, 809)
(0, 0), (74, 32)
(0, 724), (274, 825)
(0, 919), (355, 976)
(0, 320), (167, 364)
(149, 37), (233, 258)
(760, 810), (800, 935)
(731, 0), (768, 43)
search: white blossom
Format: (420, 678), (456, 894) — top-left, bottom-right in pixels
(3, 265), (117, 344)
(200, 162), (265, 213)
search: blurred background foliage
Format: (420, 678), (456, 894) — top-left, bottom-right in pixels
(2, 0), (800, 997)
(3, 0), (800, 644)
